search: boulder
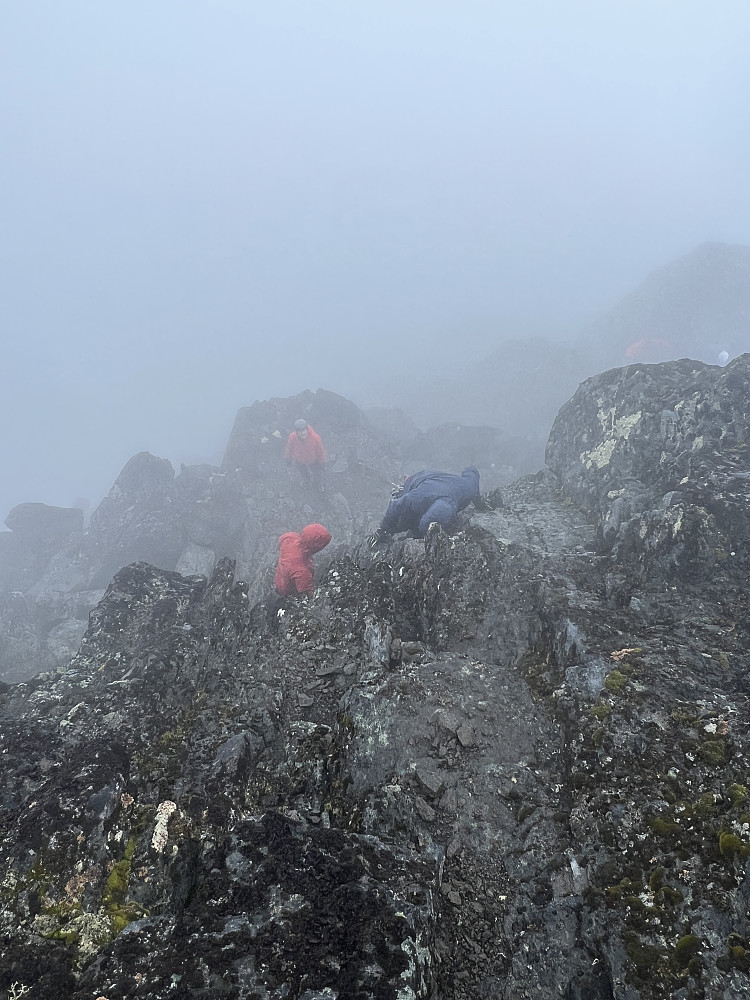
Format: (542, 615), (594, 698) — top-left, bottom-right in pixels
(222, 388), (364, 477)
(546, 353), (750, 580)
(4, 502), (83, 540)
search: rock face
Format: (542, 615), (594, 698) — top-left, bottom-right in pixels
(0, 389), (511, 684)
(1, 356), (749, 998)
(546, 355), (750, 582)
(4, 503), (83, 540)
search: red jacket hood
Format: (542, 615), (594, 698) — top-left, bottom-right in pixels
(299, 523), (332, 554)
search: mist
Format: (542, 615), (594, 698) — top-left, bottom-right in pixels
(3, 1), (750, 522)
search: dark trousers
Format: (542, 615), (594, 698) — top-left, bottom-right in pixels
(296, 462), (324, 489)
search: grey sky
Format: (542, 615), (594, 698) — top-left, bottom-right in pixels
(2, 1), (750, 521)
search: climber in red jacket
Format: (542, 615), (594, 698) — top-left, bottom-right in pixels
(274, 523), (332, 596)
(285, 419), (327, 490)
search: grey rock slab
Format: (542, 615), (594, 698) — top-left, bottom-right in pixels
(456, 723), (476, 747)
(415, 766), (446, 798)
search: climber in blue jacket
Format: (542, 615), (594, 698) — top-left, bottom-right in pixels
(368, 467), (481, 546)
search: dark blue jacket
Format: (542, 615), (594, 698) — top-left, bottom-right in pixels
(380, 467), (480, 538)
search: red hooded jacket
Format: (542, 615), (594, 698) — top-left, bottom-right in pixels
(285, 425), (327, 465)
(274, 523), (332, 596)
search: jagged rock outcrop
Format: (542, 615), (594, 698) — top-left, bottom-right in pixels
(546, 354), (750, 582)
(0, 389), (512, 684)
(222, 387), (373, 477)
(4, 503), (83, 541)
(1, 356), (749, 998)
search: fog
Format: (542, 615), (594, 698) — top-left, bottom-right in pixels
(2, 1), (749, 523)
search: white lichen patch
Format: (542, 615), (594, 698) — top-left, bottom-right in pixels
(1, 870), (19, 892)
(32, 913), (58, 937)
(580, 410), (642, 469)
(70, 908), (112, 961)
(581, 438), (616, 470)
(151, 800), (177, 853)
(675, 394), (700, 420)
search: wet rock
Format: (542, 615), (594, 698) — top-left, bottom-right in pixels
(456, 724), (476, 747)
(415, 795), (437, 822)
(415, 766), (446, 799)
(546, 353), (750, 583)
(315, 664), (342, 677)
(212, 731), (264, 780)
(1, 356), (750, 998)
(435, 707), (462, 734)
(446, 836), (463, 859)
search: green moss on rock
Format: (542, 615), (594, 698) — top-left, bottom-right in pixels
(730, 945), (750, 972)
(674, 934), (701, 967)
(648, 868), (664, 892)
(696, 793), (717, 818)
(50, 926), (80, 946)
(624, 931), (666, 975)
(657, 885), (684, 907)
(687, 956), (703, 978)
(697, 740), (727, 766)
(727, 783), (748, 805)
(670, 707), (698, 725)
(101, 836), (145, 936)
(649, 816), (682, 839)
(718, 831), (750, 860)
(605, 670), (627, 694)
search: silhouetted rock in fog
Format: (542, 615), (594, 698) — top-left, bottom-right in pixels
(393, 242), (750, 475)
(0, 503), (84, 591)
(577, 242), (750, 371)
(406, 335), (586, 459)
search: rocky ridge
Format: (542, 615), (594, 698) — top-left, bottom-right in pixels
(0, 356), (749, 998)
(0, 388), (512, 685)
